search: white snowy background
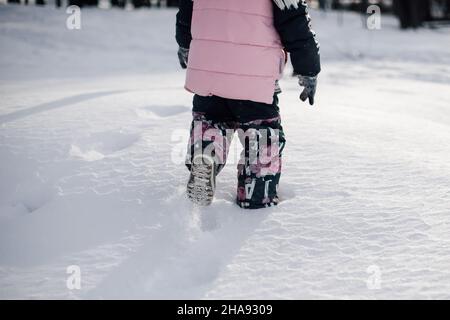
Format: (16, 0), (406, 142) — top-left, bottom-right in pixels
(1, 4), (450, 299)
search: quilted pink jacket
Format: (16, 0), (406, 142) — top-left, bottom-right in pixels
(185, 0), (286, 104)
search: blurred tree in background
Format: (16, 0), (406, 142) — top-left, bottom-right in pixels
(6, 0), (179, 7)
(4, 0), (450, 29)
(393, 0), (430, 28)
(315, 0), (450, 28)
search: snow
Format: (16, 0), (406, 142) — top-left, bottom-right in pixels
(1, 5), (450, 299)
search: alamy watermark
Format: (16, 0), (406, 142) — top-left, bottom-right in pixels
(366, 264), (382, 290)
(366, 5), (381, 30)
(171, 121), (284, 168)
(66, 265), (81, 290)
(66, 5), (81, 30)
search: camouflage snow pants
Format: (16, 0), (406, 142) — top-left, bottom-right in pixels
(186, 94), (286, 209)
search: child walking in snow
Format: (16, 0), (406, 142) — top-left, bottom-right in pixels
(176, 0), (321, 209)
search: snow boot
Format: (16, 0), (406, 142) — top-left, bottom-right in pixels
(187, 154), (217, 206)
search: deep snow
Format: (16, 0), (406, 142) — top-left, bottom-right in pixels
(1, 5), (450, 299)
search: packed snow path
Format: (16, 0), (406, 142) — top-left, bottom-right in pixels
(1, 6), (450, 299)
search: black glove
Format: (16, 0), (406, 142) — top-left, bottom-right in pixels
(177, 47), (189, 69)
(298, 75), (317, 106)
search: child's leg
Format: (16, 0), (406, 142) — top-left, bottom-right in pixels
(231, 96), (286, 209)
(186, 95), (236, 174)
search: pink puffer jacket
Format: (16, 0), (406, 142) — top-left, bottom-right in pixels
(185, 0), (286, 104)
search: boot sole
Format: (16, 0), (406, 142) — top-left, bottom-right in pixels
(186, 156), (216, 206)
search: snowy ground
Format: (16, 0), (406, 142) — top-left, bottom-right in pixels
(1, 5), (450, 299)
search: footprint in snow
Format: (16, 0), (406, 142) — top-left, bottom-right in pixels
(136, 105), (190, 119)
(70, 130), (140, 161)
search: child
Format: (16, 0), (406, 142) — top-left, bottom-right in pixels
(176, 0), (321, 209)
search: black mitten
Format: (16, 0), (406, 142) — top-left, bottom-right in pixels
(177, 47), (189, 69)
(298, 75), (317, 106)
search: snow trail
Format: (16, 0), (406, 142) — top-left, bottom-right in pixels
(1, 6), (450, 299)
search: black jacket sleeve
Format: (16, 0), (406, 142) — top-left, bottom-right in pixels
(273, 2), (321, 77)
(176, 0), (193, 49)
